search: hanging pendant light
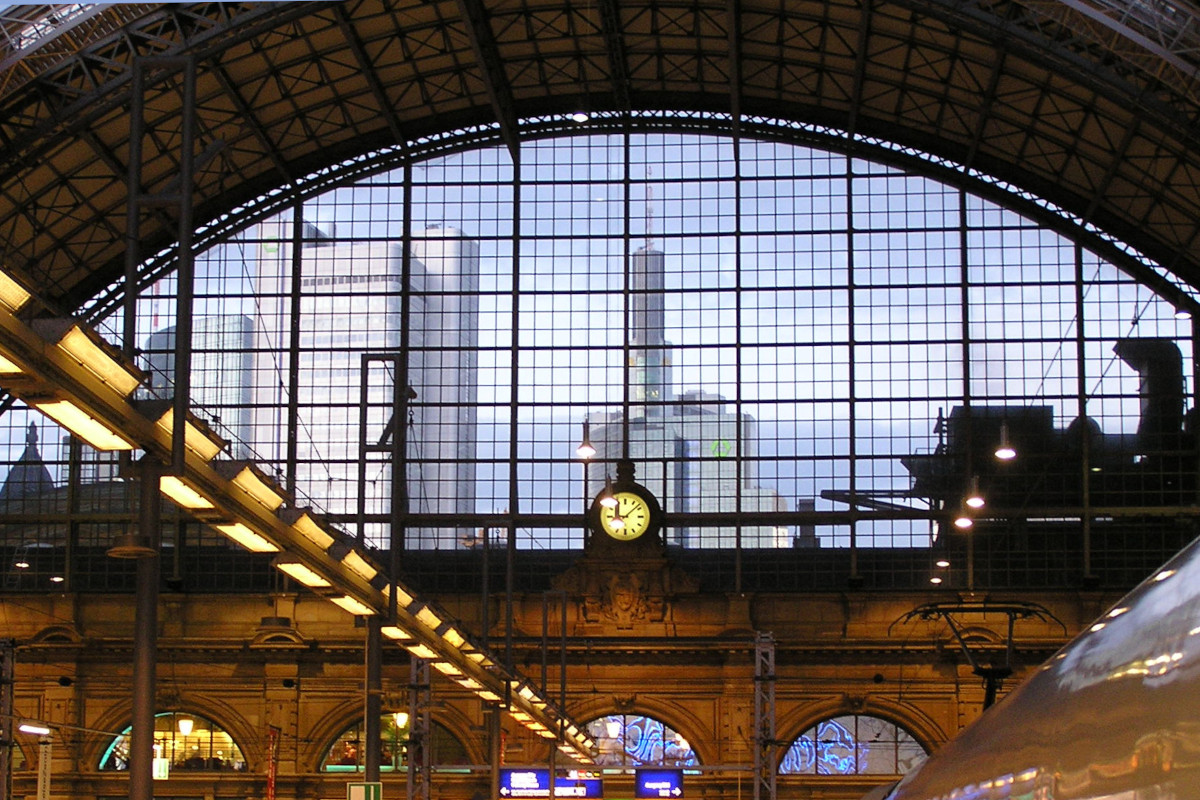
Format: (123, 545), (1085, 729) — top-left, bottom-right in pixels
(965, 475), (985, 509)
(995, 422), (1017, 460)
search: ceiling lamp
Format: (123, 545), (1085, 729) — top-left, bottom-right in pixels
(414, 604), (443, 629)
(283, 509), (336, 550)
(273, 554), (331, 587)
(0, 270), (31, 312)
(339, 548), (377, 582)
(329, 595), (376, 617)
(404, 642), (440, 660)
(153, 407), (226, 462)
(576, 420), (596, 459)
(964, 476), (985, 509)
(31, 319), (144, 397)
(0, 349), (23, 375)
(381, 625), (414, 642)
(214, 461), (287, 511)
(599, 475), (617, 508)
(994, 422), (1017, 461)
(159, 475), (215, 510)
(29, 398), (135, 450)
(213, 521), (279, 553)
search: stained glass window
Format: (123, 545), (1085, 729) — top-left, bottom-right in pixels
(779, 714), (925, 775)
(585, 714), (698, 767)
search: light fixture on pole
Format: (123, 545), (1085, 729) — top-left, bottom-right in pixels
(176, 717), (194, 736)
(953, 509), (974, 530)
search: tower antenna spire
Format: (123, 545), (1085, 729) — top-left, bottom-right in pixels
(645, 166), (655, 251)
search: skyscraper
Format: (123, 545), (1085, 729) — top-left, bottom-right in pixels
(588, 246), (790, 548)
(143, 315), (255, 459)
(252, 222), (479, 549)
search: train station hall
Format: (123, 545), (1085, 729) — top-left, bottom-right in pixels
(0, 2), (1199, 799)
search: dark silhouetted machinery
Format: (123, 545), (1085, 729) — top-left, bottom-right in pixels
(903, 338), (1197, 518)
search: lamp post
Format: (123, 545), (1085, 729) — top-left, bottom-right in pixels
(15, 725), (51, 800)
(576, 419), (596, 543)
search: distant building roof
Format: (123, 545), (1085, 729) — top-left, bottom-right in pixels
(0, 423), (55, 502)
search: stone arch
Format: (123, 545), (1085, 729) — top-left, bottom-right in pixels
(84, 695), (261, 772)
(304, 703), (478, 773)
(27, 624), (81, 645)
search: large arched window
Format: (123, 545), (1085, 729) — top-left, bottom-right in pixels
(780, 714), (925, 775)
(584, 714), (698, 767)
(99, 711), (246, 772)
(320, 714), (469, 772)
(8, 123), (1190, 594)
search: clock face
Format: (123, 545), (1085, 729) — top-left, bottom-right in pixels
(598, 491), (653, 541)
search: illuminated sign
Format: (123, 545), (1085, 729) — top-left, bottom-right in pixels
(499, 769), (604, 798)
(634, 769), (683, 798)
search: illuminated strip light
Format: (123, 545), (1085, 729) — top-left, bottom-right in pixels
(0, 349), (23, 375)
(0, 271), (31, 311)
(414, 604), (443, 629)
(384, 583), (415, 609)
(160, 475), (215, 510)
(431, 661), (465, 679)
(273, 555), (331, 587)
(286, 510), (336, 549)
(341, 549), (377, 582)
(330, 595), (377, 616)
(215, 461), (287, 510)
(404, 642), (440, 660)
(381, 625), (414, 642)
(439, 625), (467, 648)
(155, 409), (225, 462)
(30, 398), (136, 450)
(454, 674), (483, 691)
(31, 321), (143, 397)
(213, 522), (279, 553)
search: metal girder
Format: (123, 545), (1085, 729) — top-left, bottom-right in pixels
(753, 632), (776, 800)
(332, 3), (408, 150)
(453, 0), (521, 161)
(598, 0), (631, 111)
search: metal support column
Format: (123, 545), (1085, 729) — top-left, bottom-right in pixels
(753, 632), (776, 800)
(129, 457), (162, 800)
(0, 638), (13, 800)
(364, 617), (383, 781)
(123, 56), (199, 471)
(407, 659), (431, 800)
